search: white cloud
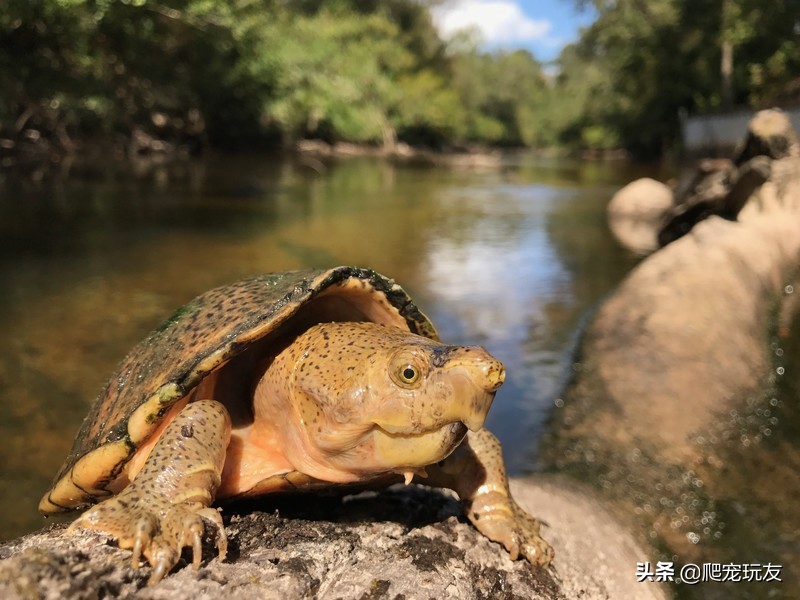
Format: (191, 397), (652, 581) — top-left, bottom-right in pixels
(432, 0), (552, 46)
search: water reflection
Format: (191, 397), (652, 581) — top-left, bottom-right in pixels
(425, 183), (570, 346)
(0, 154), (640, 539)
(419, 181), (582, 468)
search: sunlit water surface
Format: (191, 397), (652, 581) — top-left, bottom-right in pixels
(0, 154), (655, 539)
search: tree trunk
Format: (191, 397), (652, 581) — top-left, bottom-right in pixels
(721, 39), (734, 108)
(720, 0), (734, 108)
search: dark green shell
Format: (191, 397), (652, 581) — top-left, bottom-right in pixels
(40, 266), (436, 513)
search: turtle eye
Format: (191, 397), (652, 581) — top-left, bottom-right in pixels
(390, 352), (425, 388)
(397, 364), (419, 385)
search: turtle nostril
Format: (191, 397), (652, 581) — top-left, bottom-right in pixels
(496, 364), (506, 386)
(483, 361), (505, 392)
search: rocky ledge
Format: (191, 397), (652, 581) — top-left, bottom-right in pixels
(0, 479), (667, 600)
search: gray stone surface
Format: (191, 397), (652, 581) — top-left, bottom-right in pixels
(509, 479), (668, 600)
(558, 211), (800, 461)
(0, 479), (666, 599)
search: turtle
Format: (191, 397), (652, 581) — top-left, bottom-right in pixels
(40, 266), (554, 583)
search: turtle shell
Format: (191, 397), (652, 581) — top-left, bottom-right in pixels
(40, 266), (437, 513)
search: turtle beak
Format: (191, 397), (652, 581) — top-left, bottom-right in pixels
(441, 347), (504, 431)
(480, 358), (505, 392)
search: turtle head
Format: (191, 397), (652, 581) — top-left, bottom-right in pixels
(257, 321), (504, 482)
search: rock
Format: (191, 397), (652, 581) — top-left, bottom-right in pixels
(295, 139), (334, 156)
(550, 212), (800, 460)
(718, 155), (771, 219)
(509, 479), (668, 600)
(735, 108), (799, 165)
(656, 159), (735, 246)
(658, 109), (800, 246)
(737, 112), (800, 218)
(544, 204), (800, 595)
(0, 480), (667, 599)
(548, 111), (800, 598)
(607, 177), (674, 254)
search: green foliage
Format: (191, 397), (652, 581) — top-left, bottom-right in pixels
(0, 0), (555, 151)
(2, 0), (797, 157)
(555, 0), (800, 157)
(393, 70), (466, 143)
(580, 125), (619, 151)
(451, 48), (551, 147)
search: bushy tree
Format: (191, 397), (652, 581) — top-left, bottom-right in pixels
(450, 46), (551, 147)
(558, 0), (800, 157)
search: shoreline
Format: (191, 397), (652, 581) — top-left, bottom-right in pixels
(1, 132), (635, 178)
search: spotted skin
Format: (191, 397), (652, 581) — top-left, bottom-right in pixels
(424, 429), (555, 566)
(41, 267), (435, 512)
(67, 321), (552, 581)
(44, 269), (553, 581)
(70, 400), (230, 584)
(238, 322), (503, 487)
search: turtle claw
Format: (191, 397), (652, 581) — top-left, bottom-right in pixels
(506, 503), (554, 566)
(197, 506), (228, 563)
(189, 525), (203, 569)
(66, 399), (230, 583)
(132, 532), (144, 569)
(70, 493), (227, 583)
(521, 531), (556, 566)
(147, 543), (174, 585)
(425, 429), (554, 568)
(130, 513), (157, 568)
(470, 495), (554, 567)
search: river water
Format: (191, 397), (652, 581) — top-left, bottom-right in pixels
(0, 153), (659, 539)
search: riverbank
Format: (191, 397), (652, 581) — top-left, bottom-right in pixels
(0, 134), (519, 185)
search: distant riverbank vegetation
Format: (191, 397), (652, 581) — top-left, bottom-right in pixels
(3, 0), (799, 160)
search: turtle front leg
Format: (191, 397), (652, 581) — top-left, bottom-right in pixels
(423, 428), (554, 567)
(70, 399), (231, 584)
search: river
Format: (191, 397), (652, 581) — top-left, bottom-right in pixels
(0, 153), (663, 539)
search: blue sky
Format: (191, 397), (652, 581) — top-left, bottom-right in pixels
(431, 0), (597, 63)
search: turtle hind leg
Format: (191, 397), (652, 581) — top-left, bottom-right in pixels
(70, 399), (231, 584)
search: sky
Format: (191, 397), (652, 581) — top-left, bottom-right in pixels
(431, 0), (596, 63)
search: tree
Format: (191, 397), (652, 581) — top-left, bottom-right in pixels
(450, 47), (550, 147)
(555, 0), (800, 157)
